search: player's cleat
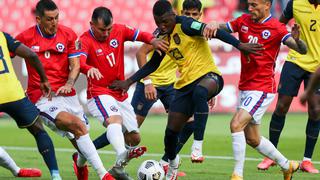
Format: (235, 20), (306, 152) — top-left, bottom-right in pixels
(300, 160), (319, 173)
(102, 172), (115, 180)
(116, 146), (147, 167)
(161, 163), (186, 177)
(230, 173), (243, 180)
(72, 152), (89, 180)
(257, 157), (276, 170)
(191, 148), (205, 163)
(109, 166), (133, 180)
(17, 168), (42, 177)
(282, 161), (299, 180)
(166, 155), (180, 180)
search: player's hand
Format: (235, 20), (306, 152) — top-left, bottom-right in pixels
(145, 84), (157, 101)
(87, 67), (103, 80)
(150, 38), (169, 52)
(299, 91), (309, 106)
(238, 42), (264, 55)
(203, 22), (219, 40)
(40, 81), (52, 101)
(109, 79), (132, 94)
(291, 23), (300, 41)
(208, 96), (217, 110)
(56, 84), (73, 96)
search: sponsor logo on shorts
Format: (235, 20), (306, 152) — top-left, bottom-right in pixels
(49, 106), (58, 112)
(110, 105), (118, 112)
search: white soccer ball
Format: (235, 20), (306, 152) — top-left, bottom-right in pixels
(137, 160), (165, 180)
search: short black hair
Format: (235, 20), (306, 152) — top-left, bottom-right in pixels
(35, 0), (58, 17)
(153, 0), (173, 16)
(92, 6), (113, 26)
(182, 0), (202, 12)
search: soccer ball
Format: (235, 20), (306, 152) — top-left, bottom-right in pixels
(137, 160), (165, 180)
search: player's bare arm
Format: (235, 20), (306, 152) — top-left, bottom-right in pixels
(15, 43), (52, 98)
(56, 57), (80, 95)
(283, 24), (307, 55)
(136, 44), (158, 101)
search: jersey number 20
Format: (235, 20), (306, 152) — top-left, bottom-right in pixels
(0, 46), (9, 74)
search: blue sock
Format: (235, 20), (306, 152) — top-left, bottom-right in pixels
(161, 121), (194, 162)
(192, 85), (209, 141)
(269, 113), (286, 147)
(304, 119), (320, 158)
(93, 131), (110, 150)
(33, 130), (59, 175)
(164, 127), (179, 160)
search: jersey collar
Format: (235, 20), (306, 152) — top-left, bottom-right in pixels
(36, 24), (56, 39)
(89, 28), (98, 41)
(261, 14), (272, 23)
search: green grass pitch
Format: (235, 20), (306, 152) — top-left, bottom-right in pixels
(0, 113), (319, 179)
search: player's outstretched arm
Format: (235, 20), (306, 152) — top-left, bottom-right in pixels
(15, 44), (51, 97)
(56, 57), (80, 95)
(109, 50), (165, 92)
(300, 67), (320, 105)
(283, 24), (307, 55)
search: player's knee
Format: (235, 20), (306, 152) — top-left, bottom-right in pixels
(246, 137), (260, 147)
(308, 107), (320, 120)
(275, 102), (290, 115)
(27, 118), (45, 135)
(192, 85), (208, 101)
(230, 120), (242, 132)
(125, 132), (141, 146)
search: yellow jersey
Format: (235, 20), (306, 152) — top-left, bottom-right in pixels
(143, 53), (177, 87)
(0, 32), (25, 104)
(284, 0), (320, 72)
(165, 16), (221, 89)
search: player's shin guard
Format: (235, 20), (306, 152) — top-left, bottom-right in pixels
(164, 127), (179, 160)
(192, 85), (209, 141)
(93, 131), (110, 150)
(33, 130), (59, 175)
(255, 136), (289, 170)
(76, 134), (107, 179)
(304, 119), (320, 158)
(177, 121), (194, 153)
(232, 131), (246, 177)
(269, 113), (286, 147)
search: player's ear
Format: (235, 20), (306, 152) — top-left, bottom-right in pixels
(36, 16), (41, 24)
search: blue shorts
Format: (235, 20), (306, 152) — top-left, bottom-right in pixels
(278, 61), (320, 96)
(0, 97), (39, 128)
(170, 72), (224, 117)
(131, 82), (175, 117)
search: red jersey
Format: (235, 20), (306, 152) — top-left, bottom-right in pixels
(227, 14), (290, 93)
(80, 24), (153, 101)
(16, 24), (80, 103)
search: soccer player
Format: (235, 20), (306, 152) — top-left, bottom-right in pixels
(77, 6), (168, 180)
(131, 0), (209, 170)
(218, 0), (308, 179)
(110, 1), (264, 179)
(257, 0), (320, 173)
(0, 31), (59, 179)
(0, 147), (42, 177)
(15, 1), (114, 180)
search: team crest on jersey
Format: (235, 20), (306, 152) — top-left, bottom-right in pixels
(31, 46), (40, 52)
(56, 43), (65, 52)
(262, 30), (271, 39)
(173, 33), (180, 45)
(49, 106), (58, 112)
(110, 105), (118, 112)
(110, 39), (119, 48)
(241, 25), (248, 33)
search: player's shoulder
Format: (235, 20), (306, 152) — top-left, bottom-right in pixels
(17, 25), (37, 40)
(58, 24), (77, 36)
(267, 17), (286, 28)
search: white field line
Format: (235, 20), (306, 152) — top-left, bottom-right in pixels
(3, 146), (320, 164)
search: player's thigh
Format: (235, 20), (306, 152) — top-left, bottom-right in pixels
(278, 61), (306, 96)
(64, 95), (89, 129)
(197, 72), (224, 99)
(238, 90), (275, 124)
(119, 99), (139, 133)
(131, 82), (156, 117)
(1, 97), (39, 128)
(36, 96), (74, 139)
(158, 84), (175, 112)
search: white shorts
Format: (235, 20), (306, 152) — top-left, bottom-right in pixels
(87, 95), (139, 133)
(237, 90), (275, 124)
(36, 95), (89, 139)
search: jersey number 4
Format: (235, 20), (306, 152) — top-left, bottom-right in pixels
(0, 46), (9, 74)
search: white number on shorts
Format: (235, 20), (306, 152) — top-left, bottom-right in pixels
(244, 96), (252, 106)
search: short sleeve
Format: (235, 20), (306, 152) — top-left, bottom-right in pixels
(4, 32), (21, 52)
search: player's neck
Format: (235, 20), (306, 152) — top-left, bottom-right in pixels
(256, 13), (271, 23)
